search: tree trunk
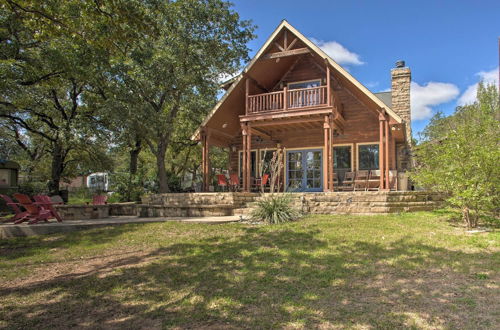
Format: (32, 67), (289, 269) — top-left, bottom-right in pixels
(48, 143), (65, 195)
(156, 137), (169, 193)
(129, 138), (142, 175)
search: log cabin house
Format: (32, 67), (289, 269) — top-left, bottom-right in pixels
(193, 20), (412, 193)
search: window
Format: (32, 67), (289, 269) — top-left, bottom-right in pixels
(358, 144), (379, 170)
(334, 146), (352, 170)
(287, 80), (321, 90)
(259, 149), (276, 175)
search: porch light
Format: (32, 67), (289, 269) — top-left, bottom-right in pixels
(222, 123), (228, 129)
(231, 145), (237, 152)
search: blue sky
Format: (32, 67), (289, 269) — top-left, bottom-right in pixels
(230, 0), (500, 136)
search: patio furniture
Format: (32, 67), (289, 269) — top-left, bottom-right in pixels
(367, 170), (381, 191)
(229, 173), (241, 191)
(216, 174), (229, 191)
(333, 172), (339, 190)
(0, 194), (28, 223)
(354, 170), (369, 191)
(34, 195), (63, 222)
(339, 171), (355, 191)
(92, 195), (108, 205)
(253, 173), (270, 192)
(13, 193), (52, 224)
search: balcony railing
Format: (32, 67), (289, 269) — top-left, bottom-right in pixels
(247, 85), (330, 114)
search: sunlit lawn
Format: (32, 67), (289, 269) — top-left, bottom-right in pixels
(0, 211), (498, 329)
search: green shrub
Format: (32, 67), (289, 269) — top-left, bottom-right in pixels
(250, 194), (302, 224)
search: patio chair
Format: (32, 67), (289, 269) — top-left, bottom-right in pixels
(0, 194), (28, 223)
(13, 193), (52, 224)
(229, 173), (241, 191)
(388, 170), (398, 190)
(92, 195), (108, 205)
(253, 173), (270, 192)
(354, 170), (369, 191)
(367, 170), (381, 191)
(339, 171), (355, 191)
(33, 195), (63, 222)
(332, 172), (341, 191)
(216, 174), (228, 191)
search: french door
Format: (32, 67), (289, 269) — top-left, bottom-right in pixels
(286, 149), (323, 192)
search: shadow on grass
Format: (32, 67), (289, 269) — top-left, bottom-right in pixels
(1, 225), (498, 329)
(0, 224), (141, 262)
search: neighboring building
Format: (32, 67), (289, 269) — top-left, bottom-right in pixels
(193, 21), (412, 192)
(60, 172), (110, 192)
(0, 160), (19, 190)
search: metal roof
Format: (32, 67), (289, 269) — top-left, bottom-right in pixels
(374, 91), (392, 108)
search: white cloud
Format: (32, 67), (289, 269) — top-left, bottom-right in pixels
(457, 67), (499, 105)
(310, 38), (364, 66)
(411, 81), (459, 120)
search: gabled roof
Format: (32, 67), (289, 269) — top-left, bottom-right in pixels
(193, 20), (401, 140)
(374, 92), (392, 108)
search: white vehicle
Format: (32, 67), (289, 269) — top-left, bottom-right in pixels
(86, 172), (109, 192)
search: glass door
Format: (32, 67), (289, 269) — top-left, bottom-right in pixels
(287, 149), (322, 192)
(333, 146), (352, 184)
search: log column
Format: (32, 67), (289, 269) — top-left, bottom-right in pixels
(201, 129), (210, 192)
(384, 119), (390, 190)
(241, 124), (248, 191)
(379, 114), (386, 190)
(328, 114), (334, 191)
(323, 115), (330, 191)
(246, 125), (252, 192)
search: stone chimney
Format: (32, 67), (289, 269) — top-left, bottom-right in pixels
(391, 61), (411, 144)
(391, 61), (412, 171)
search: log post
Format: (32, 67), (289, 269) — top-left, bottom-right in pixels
(329, 115), (334, 191)
(326, 61), (331, 106)
(241, 124), (247, 191)
(246, 125), (252, 192)
(379, 114), (385, 190)
(323, 115), (329, 191)
(283, 86), (288, 110)
(385, 119), (390, 190)
(245, 78), (249, 115)
(201, 129), (210, 192)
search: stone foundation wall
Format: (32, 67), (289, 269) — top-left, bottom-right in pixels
(55, 204), (110, 220)
(109, 202), (138, 216)
(235, 191), (446, 216)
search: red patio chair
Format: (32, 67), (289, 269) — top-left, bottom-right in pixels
(0, 194), (28, 223)
(92, 195), (108, 205)
(253, 173), (270, 192)
(216, 174), (228, 191)
(13, 193), (52, 224)
(34, 195), (63, 222)
(229, 173), (241, 191)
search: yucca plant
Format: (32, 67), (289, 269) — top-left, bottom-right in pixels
(250, 193), (302, 224)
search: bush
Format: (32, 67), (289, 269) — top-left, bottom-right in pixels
(250, 194), (302, 224)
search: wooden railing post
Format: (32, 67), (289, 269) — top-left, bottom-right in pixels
(283, 86), (288, 110)
(326, 62), (331, 106)
(245, 78), (249, 115)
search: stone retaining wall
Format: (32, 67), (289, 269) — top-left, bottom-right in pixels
(55, 204), (109, 220)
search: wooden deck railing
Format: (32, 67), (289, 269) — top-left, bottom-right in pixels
(247, 86), (329, 114)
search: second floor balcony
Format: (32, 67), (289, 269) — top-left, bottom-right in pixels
(246, 85), (333, 115)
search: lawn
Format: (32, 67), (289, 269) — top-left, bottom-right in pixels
(0, 212), (498, 329)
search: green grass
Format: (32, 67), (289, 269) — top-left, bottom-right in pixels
(0, 211), (499, 329)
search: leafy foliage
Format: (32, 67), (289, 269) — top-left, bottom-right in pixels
(411, 83), (500, 228)
(250, 194), (302, 224)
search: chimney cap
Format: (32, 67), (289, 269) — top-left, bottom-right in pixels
(395, 60), (405, 68)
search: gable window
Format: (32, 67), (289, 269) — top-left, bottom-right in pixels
(287, 80), (322, 108)
(358, 144), (379, 170)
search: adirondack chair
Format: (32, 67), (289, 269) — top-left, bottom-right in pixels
(13, 193), (52, 224)
(229, 173), (241, 191)
(216, 174), (228, 191)
(253, 173), (270, 192)
(33, 195), (63, 222)
(92, 195), (108, 205)
(339, 171), (355, 191)
(0, 194), (28, 223)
